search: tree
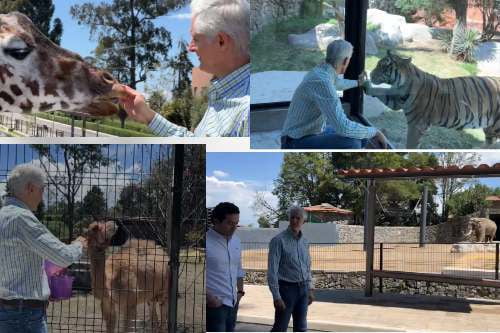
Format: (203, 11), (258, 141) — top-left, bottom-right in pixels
(257, 215), (272, 228)
(448, 0), (470, 57)
(0, 0), (63, 45)
(253, 191), (281, 227)
(32, 145), (113, 241)
(147, 90), (168, 113)
(435, 152), (480, 222)
(473, 0), (500, 41)
(70, 0), (187, 89)
(395, 0), (447, 25)
(170, 41), (193, 100)
(80, 185), (106, 221)
(448, 183), (492, 217)
(160, 89), (193, 130)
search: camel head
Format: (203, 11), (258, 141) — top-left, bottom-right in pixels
(86, 220), (118, 252)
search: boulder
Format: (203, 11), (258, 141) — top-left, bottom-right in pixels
(402, 23), (433, 43)
(365, 31), (378, 55)
(315, 23), (341, 51)
(288, 28), (318, 49)
(367, 8), (406, 48)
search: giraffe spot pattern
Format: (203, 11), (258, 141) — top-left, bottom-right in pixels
(0, 91), (14, 105)
(10, 85), (23, 96)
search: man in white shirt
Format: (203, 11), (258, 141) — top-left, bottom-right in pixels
(206, 202), (245, 332)
(0, 164), (87, 333)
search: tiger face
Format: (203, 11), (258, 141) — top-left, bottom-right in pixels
(370, 51), (412, 86)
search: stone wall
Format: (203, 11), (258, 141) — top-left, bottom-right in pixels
(251, 0), (304, 36)
(245, 270), (500, 300)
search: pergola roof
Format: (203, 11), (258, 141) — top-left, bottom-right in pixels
(304, 203), (353, 216)
(337, 163), (500, 179)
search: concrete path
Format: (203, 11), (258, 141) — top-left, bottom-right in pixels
(238, 285), (500, 332)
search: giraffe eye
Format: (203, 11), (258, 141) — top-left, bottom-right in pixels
(4, 47), (32, 60)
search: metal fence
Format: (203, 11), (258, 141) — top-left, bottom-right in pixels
(0, 144), (205, 332)
(242, 242), (500, 280)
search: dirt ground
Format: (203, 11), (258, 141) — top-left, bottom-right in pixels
(242, 244), (498, 274)
(47, 262), (205, 333)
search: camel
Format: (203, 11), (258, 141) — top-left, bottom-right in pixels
(85, 221), (170, 333)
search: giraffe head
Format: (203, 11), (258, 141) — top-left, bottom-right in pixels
(0, 12), (121, 116)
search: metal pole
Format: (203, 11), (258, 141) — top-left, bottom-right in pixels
(168, 145), (184, 333)
(496, 243), (499, 280)
(71, 116), (75, 137)
(82, 118), (86, 137)
(379, 242), (383, 293)
(363, 180), (369, 252)
(365, 179), (376, 297)
(419, 186), (428, 247)
(344, 0), (368, 117)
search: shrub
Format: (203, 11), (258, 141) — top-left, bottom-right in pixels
(437, 28), (480, 63)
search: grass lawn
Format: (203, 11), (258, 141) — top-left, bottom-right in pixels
(252, 16), (478, 77)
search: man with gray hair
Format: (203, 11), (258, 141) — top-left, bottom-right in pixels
(0, 164), (86, 333)
(267, 206), (313, 332)
(281, 39), (388, 149)
(117, 0), (250, 137)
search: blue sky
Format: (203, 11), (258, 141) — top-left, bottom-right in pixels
(206, 152), (500, 226)
(53, 0), (197, 94)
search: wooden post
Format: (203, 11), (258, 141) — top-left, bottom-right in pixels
(365, 179), (376, 296)
(344, 0), (368, 116)
(71, 116), (75, 137)
(419, 185), (428, 247)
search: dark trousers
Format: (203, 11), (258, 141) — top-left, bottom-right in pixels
(0, 307), (48, 333)
(206, 304), (238, 332)
(271, 282), (309, 332)
(281, 129), (367, 149)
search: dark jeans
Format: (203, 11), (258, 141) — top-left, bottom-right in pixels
(0, 307), (48, 333)
(281, 127), (367, 149)
(206, 304), (238, 332)
(271, 282), (309, 332)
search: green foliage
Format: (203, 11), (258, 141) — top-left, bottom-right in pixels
(79, 185), (106, 221)
(366, 22), (381, 32)
(460, 62), (479, 75)
(161, 90), (193, 130)
(147, 90), (168, 112)
(300, 0), (323, 17)
(448, 184), (492, 217)
(326, 18), (338, 26)
(70, 0), (187, 88)
(440, 27), (481, 63)
(394, 0), (447, 24)
(191, 93), (208, 129)
(257, 215), (271, 228)
(0, 0), (63, 45)
(273, 152), (439, 225)
(170, 41), (193, 99)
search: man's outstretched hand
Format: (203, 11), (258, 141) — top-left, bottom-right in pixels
(113, 84), (156, 125)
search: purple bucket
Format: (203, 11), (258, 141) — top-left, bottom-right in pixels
(48, 275), (74, 300)
(44, 260), (65, 277)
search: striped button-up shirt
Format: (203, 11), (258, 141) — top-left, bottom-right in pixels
(0, 197), (83, 301)
(206, 228), (245, 308)
(267, 227), (313, 301)
(148, 63), (250, 137)
(282, 63), (377, 140)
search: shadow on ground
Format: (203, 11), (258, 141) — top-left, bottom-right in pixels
(313, 289), (500, 313)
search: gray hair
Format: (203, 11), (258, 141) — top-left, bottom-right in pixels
(288, 206), (307, 220)
(325, 39), (353, 68)
(7, 164), (46, 197)
(191, 0), (250, 57)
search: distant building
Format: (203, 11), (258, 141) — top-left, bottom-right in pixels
(304, 203), (353, 224)
(191, 67), (212, 97)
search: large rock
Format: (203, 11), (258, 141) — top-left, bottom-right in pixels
(315, 23), (341, 50)
(288, 28), (318, 49)
(367, 8), (406, 48)
(365, 31), (378, 55)
(402, 23), (433, 43)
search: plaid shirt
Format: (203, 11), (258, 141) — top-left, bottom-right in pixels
(281, 63), (377, 140)
(148, 63), (250, 137)
(0, 197), (82, 301)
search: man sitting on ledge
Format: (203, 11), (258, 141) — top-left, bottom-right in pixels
(281, 39), (387, 149)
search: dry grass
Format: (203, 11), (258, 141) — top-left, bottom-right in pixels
(243, 244), (498, 274)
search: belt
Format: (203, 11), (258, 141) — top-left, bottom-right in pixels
(278, 280), (306, 287)
(0, 299), (48, 310)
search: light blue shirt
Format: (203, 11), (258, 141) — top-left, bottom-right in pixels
(0, 197), (83, 300)
(268, 227), (313, 301)
(282, 63), (377, 140)
(206, 228), (245, 308)
(148, 63), (250, 137)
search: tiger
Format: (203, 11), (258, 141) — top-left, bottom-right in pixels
(365, 50), (500, 148)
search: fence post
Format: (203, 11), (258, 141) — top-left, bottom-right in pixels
(379, 242), (383, 293)
(365, 178), (376, 297)
(168, 145), (184, 333)
(419, 185), (428, 247)
(496, 243), (499, 280)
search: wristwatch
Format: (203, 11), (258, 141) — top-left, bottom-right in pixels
(237, 290), (245, 296)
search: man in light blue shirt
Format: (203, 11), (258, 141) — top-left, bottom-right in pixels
(268, 206), (313, 332)
(206, 202), (245, 332)
(117, 0), (250, 137)
(0, 164), (86, 333)
(281, 39), (388, 149)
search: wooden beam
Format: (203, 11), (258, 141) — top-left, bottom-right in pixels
(365, 179), (376, 296)
(419, 185), (428, 247)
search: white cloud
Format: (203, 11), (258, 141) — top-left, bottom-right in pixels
(213, 170), (229, 178)
(206, 176), (278, 226)
(166, 13), (191, 20)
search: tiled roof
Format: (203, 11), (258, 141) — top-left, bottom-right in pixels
(304, 203), (353, 215)
(486, 196), (500, 201)
(337, 163), (500, 179)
